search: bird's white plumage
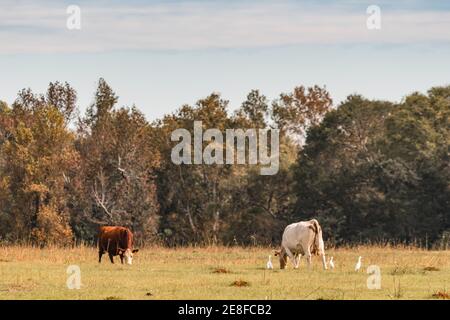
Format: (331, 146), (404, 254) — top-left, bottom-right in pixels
(355, 256), (362, 272)
(266, 255), (273, 269)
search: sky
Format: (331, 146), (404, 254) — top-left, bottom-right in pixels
(1, 0), (450, 121)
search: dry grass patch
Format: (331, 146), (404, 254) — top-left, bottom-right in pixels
(0, 245), (449, 299)
(390, 266), (416, 275)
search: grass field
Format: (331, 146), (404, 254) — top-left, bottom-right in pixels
(0, 245), (449, 300)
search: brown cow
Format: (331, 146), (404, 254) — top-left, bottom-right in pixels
(98, 226), (139, 265)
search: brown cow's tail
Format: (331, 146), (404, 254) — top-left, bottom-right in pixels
(126, 228), (133, 249)
(97, 226), (105, 252)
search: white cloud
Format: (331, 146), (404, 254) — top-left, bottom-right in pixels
(0, 1), (450, 54)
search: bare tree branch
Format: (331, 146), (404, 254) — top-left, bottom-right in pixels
(92, 170), (113, 219)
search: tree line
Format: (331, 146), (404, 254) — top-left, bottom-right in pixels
(0, 79), (448, 247)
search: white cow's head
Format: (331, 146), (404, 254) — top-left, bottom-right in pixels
(274, 249), (288, 269)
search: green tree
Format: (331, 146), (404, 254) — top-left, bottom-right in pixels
(294, 88), (449, 245)
(73, 79), (160, 242)
(0, 90), (76, 245)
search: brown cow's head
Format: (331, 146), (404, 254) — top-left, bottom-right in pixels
(274, 249), (288, 269)
(122, 248), (139, 265)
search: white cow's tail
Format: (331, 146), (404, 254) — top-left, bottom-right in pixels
(309, 219), (320, 234)
(309, 219), (321, 255)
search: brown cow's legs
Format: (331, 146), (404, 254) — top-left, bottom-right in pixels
(119, 254), (124, 264)
(99, 251), (103, 263)
(109, 253), (114, 264)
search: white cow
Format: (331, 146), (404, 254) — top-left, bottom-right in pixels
(275, 219), (327, 270)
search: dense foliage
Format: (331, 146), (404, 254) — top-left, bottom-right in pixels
(0, 80), (448, 247)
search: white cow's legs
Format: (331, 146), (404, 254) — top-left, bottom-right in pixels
(321, 254), (328, 270)
(306, 251), (312, 270)
(284, 248), (328, 270)
(294, 254), (301, 269)
(284, 247), (297, 268)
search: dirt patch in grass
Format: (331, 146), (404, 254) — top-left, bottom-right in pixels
(316, 297), (337, 300)
(432, 291), (449, 299)
(423, 266), (440, 272)
(104, 296), (122, 300)
(230, 280), (250, 287)
(4, 283), (36, 293)
(212, 268), (231, 274)
(0, 259), (11, 262)
(390, 266), (416, 275)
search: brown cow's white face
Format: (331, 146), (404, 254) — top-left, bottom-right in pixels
(124, 248), (139, 265)
(124, 249), (133, 265)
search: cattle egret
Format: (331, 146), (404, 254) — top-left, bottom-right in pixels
(355, 256), (362, 272)
(266, 255), (273, 269)
(329, 256), (335, 269)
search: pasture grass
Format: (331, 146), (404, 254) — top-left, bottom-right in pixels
(0, 245), (449, 300)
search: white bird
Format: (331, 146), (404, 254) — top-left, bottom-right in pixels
(266, 255), (273, 270)
(329, 256), (335, 269)
(355, 256), (362, 272)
